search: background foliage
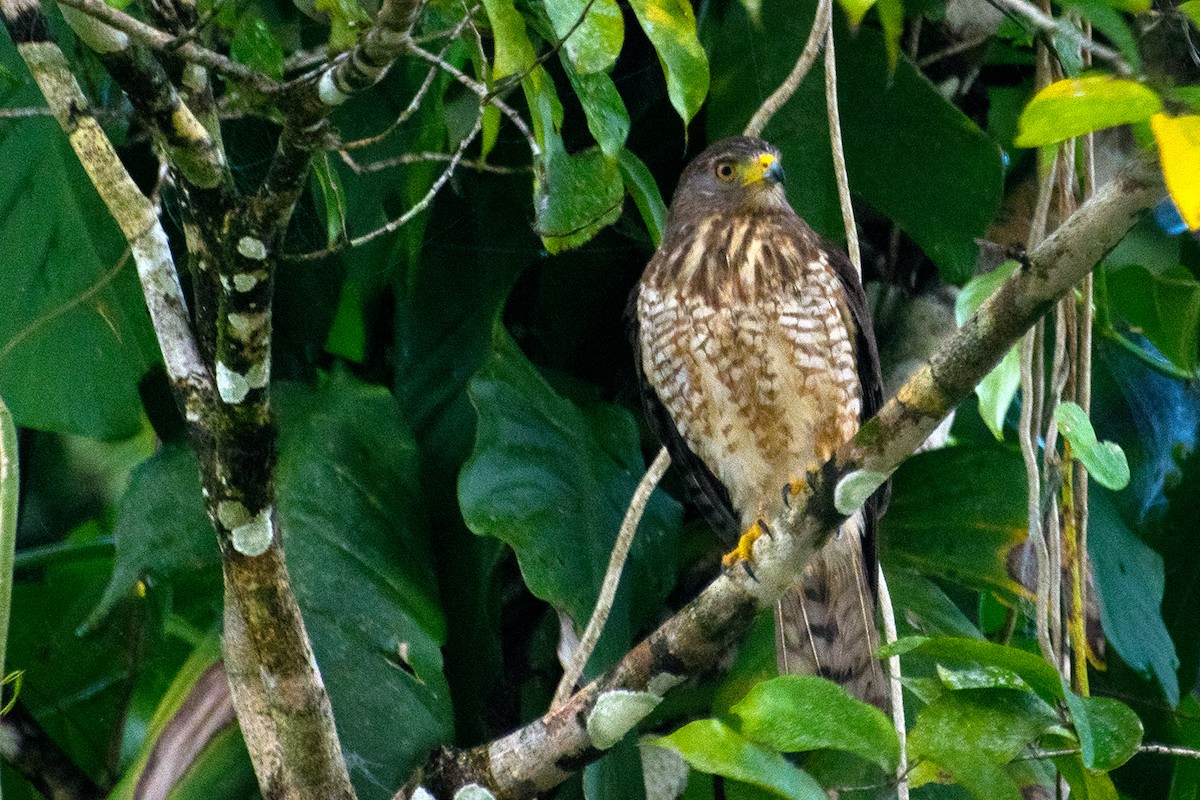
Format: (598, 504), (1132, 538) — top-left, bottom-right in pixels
(1, 0), (1199, 795)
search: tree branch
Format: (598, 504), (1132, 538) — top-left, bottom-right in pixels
(0, 697), (105, 800)
(396, 157), (1164, 800)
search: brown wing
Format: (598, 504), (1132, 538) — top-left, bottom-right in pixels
(626, 290), (740, 543)
(819, 235), (889, 593)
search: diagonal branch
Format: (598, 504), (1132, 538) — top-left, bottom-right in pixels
(396, 157), (1164, 800)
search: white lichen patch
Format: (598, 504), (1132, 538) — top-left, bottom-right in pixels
(216, 361), (251, 404)
(237, 236), (268, 261)
(182, 63), (208, 91)
(646, 672), (685, 697)
(411, 789), (436, 800)
(246, 352), (271, 390)
(834, 469), (890, 515)
(233, 271), (264, 292)
(217, 499), (251, 530)
(318, 69), (350, 106)
(587, 690), (661, 750)
(232, 507), (273, 556)
(453, 785), (496, 800)
(640, 739), (690, 800)
(227, 311), (267, 342)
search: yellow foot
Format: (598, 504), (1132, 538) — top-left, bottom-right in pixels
(781, 477), (808, 508)
(722, 518), (770, 572)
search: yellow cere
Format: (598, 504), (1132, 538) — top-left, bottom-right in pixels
(743, 153), (778, 185)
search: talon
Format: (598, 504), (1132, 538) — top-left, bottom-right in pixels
(781, 478), (806, 508)
(722, 518), (769, 570)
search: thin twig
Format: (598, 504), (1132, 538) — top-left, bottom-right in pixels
(291, 108), (485, 259)
(341, 150), (529, 174)
(986, 0), (1130, 73)
(824, 21), (859, 273)
(877, 567), (908, 800)
(0, 392), (15, 703)
(743, 0), (831, 138)
(552, 448), (672, 709)
(408, 43), (540, 158)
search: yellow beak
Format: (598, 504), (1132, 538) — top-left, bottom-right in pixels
(743, 153), (786, 186)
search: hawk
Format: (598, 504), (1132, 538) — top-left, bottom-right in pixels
(632, 136), (888, 708)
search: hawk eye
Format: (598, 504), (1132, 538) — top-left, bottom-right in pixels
(715, 162), (735, 181)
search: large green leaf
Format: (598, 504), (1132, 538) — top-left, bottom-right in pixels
(908, 688), (1059, 800)
(545, 0), (624, 74)
(459, 327), (681, 671)
(0, 40), (160, 439)
(109, 631), (256, 800)
(535, 140), (626, 253)
(653, 719), (826, 800)
(8, 528), (141, 782)
(1106, 264), (1200, 376)
(1089, 489), (1180, 706)
(880, 445), (1030, 605)
(884, 637), (1064, 702)
(627, 0), (710, 125)
(706, 1), (1002, 284)
(1062, 690), (1143, 770)
(957, 261), (1022, 439)
(730, 676), (899, 771)
(1054, 402), (1131, 491)
(95, 373), (453, 799)
(1014, 77), (1162, 147)
(563, 63), (631, 158)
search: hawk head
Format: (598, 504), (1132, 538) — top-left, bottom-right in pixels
(668, 136), (790, 225)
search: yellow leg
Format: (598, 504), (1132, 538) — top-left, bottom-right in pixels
(722, 518), (769, 569)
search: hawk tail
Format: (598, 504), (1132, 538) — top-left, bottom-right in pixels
(774, 527), (889, 711)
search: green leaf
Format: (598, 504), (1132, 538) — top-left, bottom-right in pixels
(0, 49), (160, 439)
(109, 631), (256, 800)
(1179, 0), (1200, 27)
(627, 0), (710, 125)
(707, 4), (1002, 283)
(1106, 264), (1200, 375)
(563, 63), (631, 157)
(312, 153), (348, 248)
(1055, 402), (1131, 490)
(1061, 0), (1142, 71)
(312, 0), (371, 49)
(546, 0), (624, 74)
(459, 327), (681, 670)
(957, 260), (1022, 439)
(838, 0), (878, 25)
(617, 148), (667, 246)
(1054, 754), (1120, 800)
(95, 373), (454, 799)
(8, 528), (140, 780)
(1063, 690), (1143, 770)
(482, 0), (537, 78)
(876, 0), (904, 70)
(1089, 489), (1180, 706)
(885, 568), (985, 639)
(936, 664), (1032, 692)
(1168, 696), (1200, 800)
(535, 141), (625, 253)
(1014, 77), (1163, 147)
(884, 637), (1064, 701)
(653, 719), (827, 800)
(230, 14), (284, 80)
(880, 446), (1030, 606)
(908, 688), (1058, 800)
(730, 675), (900, 771)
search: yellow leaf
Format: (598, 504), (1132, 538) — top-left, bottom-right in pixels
(1151, 112), (1200, 231)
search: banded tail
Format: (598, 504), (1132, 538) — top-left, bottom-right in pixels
(774, 522), (888, 711)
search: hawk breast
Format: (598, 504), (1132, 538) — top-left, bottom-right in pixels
(637, 212), (862, 527)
